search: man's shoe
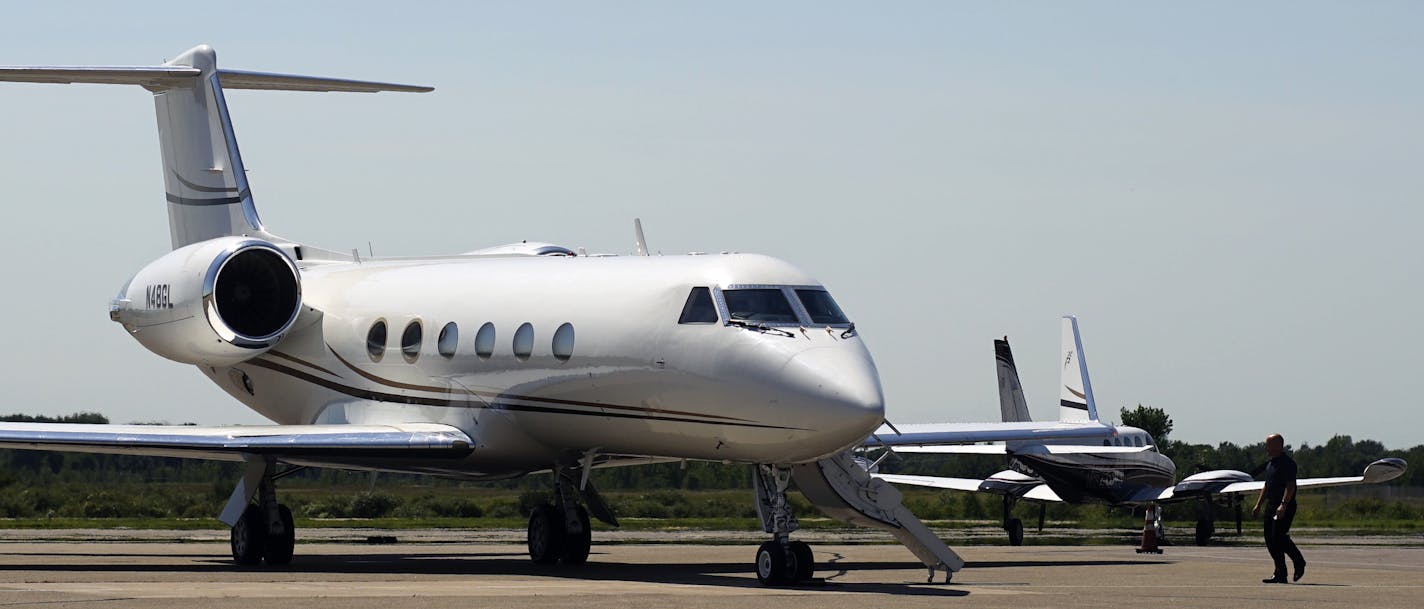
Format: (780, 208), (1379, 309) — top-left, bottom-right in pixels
(1293, 561), (1306, 582)
(1262, 576), (1287, 584)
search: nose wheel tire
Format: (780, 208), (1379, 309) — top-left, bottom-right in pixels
(1006, 518), (1024, 546)
(528, 504), (566, 565)
(756, 540), (815, 586)
(788, 540), (814, 582)
(756, 541), (791, 585)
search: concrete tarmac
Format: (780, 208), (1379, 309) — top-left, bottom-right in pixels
(1, 539), (1421, 609)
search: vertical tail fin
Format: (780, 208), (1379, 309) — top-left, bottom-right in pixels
(155, 46), (262, 248)
(995, 337), (1033, 422)
(1059, 315), (1099, 422)
(0, 45), (431, 249)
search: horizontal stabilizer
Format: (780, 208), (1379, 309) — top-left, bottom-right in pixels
(215, 69), (433, 93)
(0, 66), (199, 87)
(0, 66), (431, 93)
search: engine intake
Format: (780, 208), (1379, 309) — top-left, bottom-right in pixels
(112, 237), (303, 366)
(208, 246), (301, 345)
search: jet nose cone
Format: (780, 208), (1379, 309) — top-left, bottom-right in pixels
(784, 346), (885, 446)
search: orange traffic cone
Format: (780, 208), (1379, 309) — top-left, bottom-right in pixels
(1136, 505), (1162, 554)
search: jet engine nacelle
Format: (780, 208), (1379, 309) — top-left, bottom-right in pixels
(462, 241), (575, 257)
(110, 236), (302, 366)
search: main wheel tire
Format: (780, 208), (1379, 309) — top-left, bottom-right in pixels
(264, 504), (296, 566)
(755, 541), (791, 586)
(1006, 518), (1025, 546)
(528, 504), (565, 565)
(788, 540), (814, 582)
(561, 505), (592, 565)
(1195, 518), (1214, 546)
(230, 505), (266, 566)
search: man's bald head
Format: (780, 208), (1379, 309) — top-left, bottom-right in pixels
(1266, 433), (1284, 457)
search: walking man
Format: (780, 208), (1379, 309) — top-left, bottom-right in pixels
(1252, 433), (1306, 583)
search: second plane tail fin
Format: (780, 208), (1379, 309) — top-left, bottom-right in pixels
(1059, 315), (1099, 422)
(995, 337), (1032, 423)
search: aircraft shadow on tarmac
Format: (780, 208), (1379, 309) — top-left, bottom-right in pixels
(0, 548), (1174, 597)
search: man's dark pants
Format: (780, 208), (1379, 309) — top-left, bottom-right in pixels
(1264, 501), (1304, 578)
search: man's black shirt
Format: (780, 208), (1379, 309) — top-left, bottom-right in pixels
(1264, 453), (1298, 507)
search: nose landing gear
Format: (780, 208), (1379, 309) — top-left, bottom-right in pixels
(755, 539), (815, 586)
(753, 464), (818, 586)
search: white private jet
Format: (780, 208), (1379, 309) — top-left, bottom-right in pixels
(869, 317), (1407, 546)
(0, 46), (1121, 585)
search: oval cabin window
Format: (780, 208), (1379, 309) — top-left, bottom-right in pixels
(437, 322), (458, 358)
(401, 320), (422, 363)
(366, 320), (387, 362)
(513, 322), (534, 361)
(475, 322), (496, 359)
(552, 323), (575, 361)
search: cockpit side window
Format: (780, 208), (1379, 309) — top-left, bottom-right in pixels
(795, 289), (849, 325)
(678, 287), (720, 324)
(723, 289), (798, 323)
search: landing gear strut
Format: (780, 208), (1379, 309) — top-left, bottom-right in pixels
(224, 460), (295, 566)
(753, 464), (815, 586)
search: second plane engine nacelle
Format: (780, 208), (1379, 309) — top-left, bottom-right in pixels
(462, 241), (576, 257)
(109, 236), (302, 367)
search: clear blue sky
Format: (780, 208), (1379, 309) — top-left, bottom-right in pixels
(1, 2), (1420, 449)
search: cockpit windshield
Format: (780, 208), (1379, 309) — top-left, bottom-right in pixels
(795, 289), (849, 325)
(723, 289), (799, 323)
(677, 286), (853, 329)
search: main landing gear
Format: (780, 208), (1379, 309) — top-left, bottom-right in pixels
(999, 496), (1045, 546)
(1002, 496), (1023, 546)
(527, 458), (617, 566)
(1193, 495), (1243, 546)
(752, 464), (816, 586)
(224, 460), (296, 566)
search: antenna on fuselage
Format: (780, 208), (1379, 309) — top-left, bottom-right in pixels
(634, 218), (649, 256)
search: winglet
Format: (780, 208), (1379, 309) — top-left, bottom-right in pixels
(1059, 316), (1099, 422)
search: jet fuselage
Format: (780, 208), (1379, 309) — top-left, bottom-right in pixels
(201, 252), (886, 478)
